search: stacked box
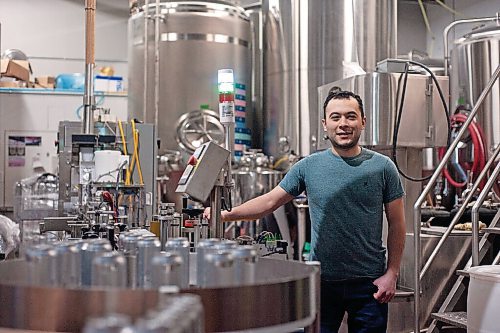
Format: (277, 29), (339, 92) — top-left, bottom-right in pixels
(234, 83), (251, 158)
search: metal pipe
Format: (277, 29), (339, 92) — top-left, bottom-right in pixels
(209, 186), (223, 238)
(413, 63), (500, 333)
(154, 0), (161, 132)
(83, 0), (96, 134)
(143, 0), (150, 122)
(472, 158), (500, 266)
(443, 13), (500, 76)
(420, 143), (500, 277)
(293, 199), (308, 261)
(224, 123), (235, 186)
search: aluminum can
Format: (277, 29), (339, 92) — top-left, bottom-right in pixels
(232, 245), (258, 285)
(136, 237), (161, 288)
(81, 239), (112, 286)
(120, 233), (142, 288)
(165, 237), (190, 288)
(83, 313), (131, 333)
(54, 241), (82, 287)
(91, 252), (127, 287)
(151, 252), (183, 288)
(201, 250), (235, 287)
(25, 244), (57, 286)
(196, 238), (220, 286)
(212, 239), (238, 251)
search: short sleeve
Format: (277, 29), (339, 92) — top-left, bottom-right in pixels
(279, 158), (307, 197)
(383, 158), (405, 203)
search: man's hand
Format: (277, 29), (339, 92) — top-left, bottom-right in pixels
(372, 270), (398, 303)
(203, 207), (211, 220)
(202, 207), (227, 222)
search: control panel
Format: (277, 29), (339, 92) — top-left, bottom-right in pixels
(175, 141), (230, 202)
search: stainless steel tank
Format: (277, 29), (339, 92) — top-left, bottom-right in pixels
(232, 152), (282, 205)
(128, 1), (252, 154)
(262, 0), (397, 157)
(451, 25), (500, 155)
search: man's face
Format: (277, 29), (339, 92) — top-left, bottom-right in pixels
(322, 97), (366, 150)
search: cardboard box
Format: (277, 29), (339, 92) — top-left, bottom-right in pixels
(95, 75), (123, 92)
(0, 81), (21, 88)
(0, 59), (30, 82)
(35, 76), (55, 88)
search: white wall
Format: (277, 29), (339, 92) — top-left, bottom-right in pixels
(398, 1), (428, 56)
(0, 0), (129, 81)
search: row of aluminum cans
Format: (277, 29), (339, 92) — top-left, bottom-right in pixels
(83, 293), (204, 333)
(24, 230), (258, 289)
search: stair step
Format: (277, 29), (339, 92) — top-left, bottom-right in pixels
(456, 269), (470, 277)
(483, 227), (500, 234)
(431, 312), (467, 329)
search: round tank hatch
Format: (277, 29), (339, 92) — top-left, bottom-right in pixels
(175, 109), (224, 153)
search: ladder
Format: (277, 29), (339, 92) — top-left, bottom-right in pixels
(412, 63), (500, 333)
(429, 207), (500, 332)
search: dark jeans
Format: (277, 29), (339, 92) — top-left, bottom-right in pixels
(320, 278), (388, 333)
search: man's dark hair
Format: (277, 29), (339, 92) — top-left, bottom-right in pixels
(323, 87), (364, 119)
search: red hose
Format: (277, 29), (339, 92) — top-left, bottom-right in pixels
(101, 191), (118, 220)
(439, 147), (467, 188)
(452, 114), (487, 189)
(440, 114), (487, 189)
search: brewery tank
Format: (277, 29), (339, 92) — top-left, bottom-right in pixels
(262, 0), (397, 157)
(128, 1), (252, 154)
(451, 25), (500, 155)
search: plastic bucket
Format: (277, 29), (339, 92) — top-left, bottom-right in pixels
(467, 265), (500, 333)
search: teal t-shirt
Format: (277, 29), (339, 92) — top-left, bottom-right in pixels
(279, 148), (404, 281)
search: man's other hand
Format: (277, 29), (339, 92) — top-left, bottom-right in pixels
(372, 270), (398, 303)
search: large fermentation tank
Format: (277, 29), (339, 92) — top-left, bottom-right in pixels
(451, 25), (500, 155)
(262, 0), (397, 157)
(128, 1), (252, 154)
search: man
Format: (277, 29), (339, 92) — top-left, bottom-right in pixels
(205, 89), (406, 332)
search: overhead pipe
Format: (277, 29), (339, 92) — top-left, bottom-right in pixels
(83, 0), (97, 134)
(143, 0), (150, 123)
(154, 0), (161, 133)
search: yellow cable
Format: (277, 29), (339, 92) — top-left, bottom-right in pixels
(118, 120), (128, 156)
(118, 120), (131, 184)
(134, 129), (144, 185)
(131, 121), (144, 185)
(273, 155), (288, 169)
(125, 120), (136, 185)
(418, 0), (435, 56)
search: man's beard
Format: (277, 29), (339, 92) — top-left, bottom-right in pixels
(327, 134), (361, 150)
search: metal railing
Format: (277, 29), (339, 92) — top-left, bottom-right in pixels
(413, 63), (500, 333)
(472, 159), (500, 266)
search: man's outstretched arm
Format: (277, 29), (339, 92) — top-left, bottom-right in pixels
(204, 186), (294, 222)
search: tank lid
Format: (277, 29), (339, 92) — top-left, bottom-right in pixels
(456, 25), (500, 44)
(468, 265), (500, 282)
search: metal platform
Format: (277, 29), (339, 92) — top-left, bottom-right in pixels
(431, 311), (467, 329)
